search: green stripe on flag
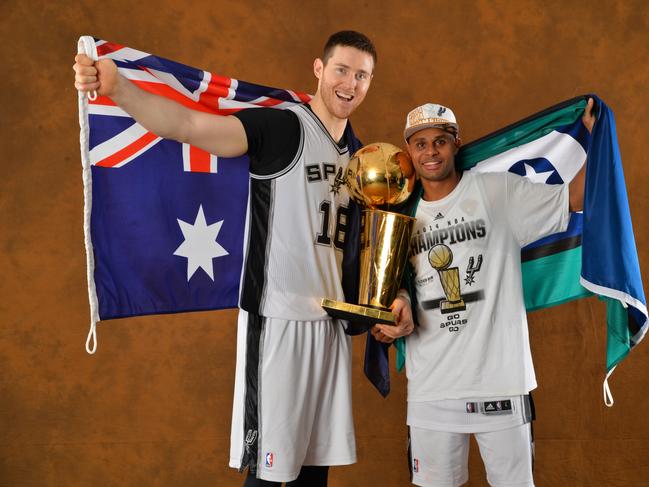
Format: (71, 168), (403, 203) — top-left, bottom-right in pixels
(523, 246), (591, 311)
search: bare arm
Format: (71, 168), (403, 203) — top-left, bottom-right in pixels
(568, 97), (596, 212)
(74, 54), (248, 157)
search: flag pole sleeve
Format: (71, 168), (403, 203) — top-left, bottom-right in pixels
(77, 36), (100, 354)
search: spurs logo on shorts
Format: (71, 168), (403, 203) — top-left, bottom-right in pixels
(245, 429), (257, 451)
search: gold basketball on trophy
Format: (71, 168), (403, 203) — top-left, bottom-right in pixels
(345, 142), (414, 209)
(429, 244), (453, 270)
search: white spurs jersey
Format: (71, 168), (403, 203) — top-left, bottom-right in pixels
(239, 104), (351, 320)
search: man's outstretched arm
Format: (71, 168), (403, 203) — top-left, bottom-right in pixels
(74, 54), (248, 158)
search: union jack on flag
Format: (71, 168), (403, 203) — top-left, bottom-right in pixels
(85, 37), (311, 172)
(77, 36), (311, 353)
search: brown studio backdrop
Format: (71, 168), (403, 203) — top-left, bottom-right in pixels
(1, 1), (648, 486)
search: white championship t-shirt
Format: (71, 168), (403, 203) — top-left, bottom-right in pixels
(405, 171), (569, 426)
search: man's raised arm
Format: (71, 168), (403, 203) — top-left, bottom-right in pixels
(73, 54), (248, 158)
(568, 97), (596, 212)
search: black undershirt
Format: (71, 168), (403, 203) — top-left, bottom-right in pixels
(233, 107), (301, 177)
(234, 105), (347, 177)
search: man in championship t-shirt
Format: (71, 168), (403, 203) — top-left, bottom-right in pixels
(371, 100), (595, 487)
(74, 31), (377, 486)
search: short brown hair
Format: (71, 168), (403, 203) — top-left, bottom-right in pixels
(323, 31), (377, 65)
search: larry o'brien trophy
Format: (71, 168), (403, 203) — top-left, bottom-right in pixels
(321, 142), (416, 327)
(429, 243), (466, 313)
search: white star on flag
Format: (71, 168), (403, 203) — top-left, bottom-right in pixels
(174, 205), (228, 281)
(522, 162), (555, 184)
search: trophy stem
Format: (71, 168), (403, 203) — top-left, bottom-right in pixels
(358, 209), (415, 311)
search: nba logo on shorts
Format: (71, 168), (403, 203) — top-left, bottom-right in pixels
(413, 458), (419, 473)
(265, 452), (274, 468)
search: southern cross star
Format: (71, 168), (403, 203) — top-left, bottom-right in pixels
(173, 205), (228, 281)
(522, 162), (555, 184)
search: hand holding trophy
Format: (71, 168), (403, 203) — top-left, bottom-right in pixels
(322, 142), (416, 328)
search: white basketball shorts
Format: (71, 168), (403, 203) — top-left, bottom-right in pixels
(410, 423), (534, 487)
(229, 309), (356, 482)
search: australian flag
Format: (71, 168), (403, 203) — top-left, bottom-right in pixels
(77, 37), (310, 353)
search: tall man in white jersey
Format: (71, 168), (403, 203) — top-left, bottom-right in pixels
(74, 31), (376, 486)
(371, 100), (595, 487)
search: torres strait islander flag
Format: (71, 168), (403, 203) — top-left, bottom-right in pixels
(76, 36), (310, 353)
(382, 97), (646, 405)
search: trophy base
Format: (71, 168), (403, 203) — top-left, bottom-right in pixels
(321, 298), (395, 327)
(440, 299), (466, 313)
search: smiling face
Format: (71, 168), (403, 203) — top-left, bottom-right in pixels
(312, 45), (374, 121)
(407, 127), (461, 184)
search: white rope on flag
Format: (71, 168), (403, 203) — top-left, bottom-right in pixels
(77, 35), (100, 354)
(603, 365), (616, 407)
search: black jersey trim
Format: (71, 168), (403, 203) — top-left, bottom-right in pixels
(407, 426), (414, 481)
(250, 117), (305, 181)
(239, 312), (265, 474)
(297, 104), (350, 155)
(240, 178), (274, 312)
